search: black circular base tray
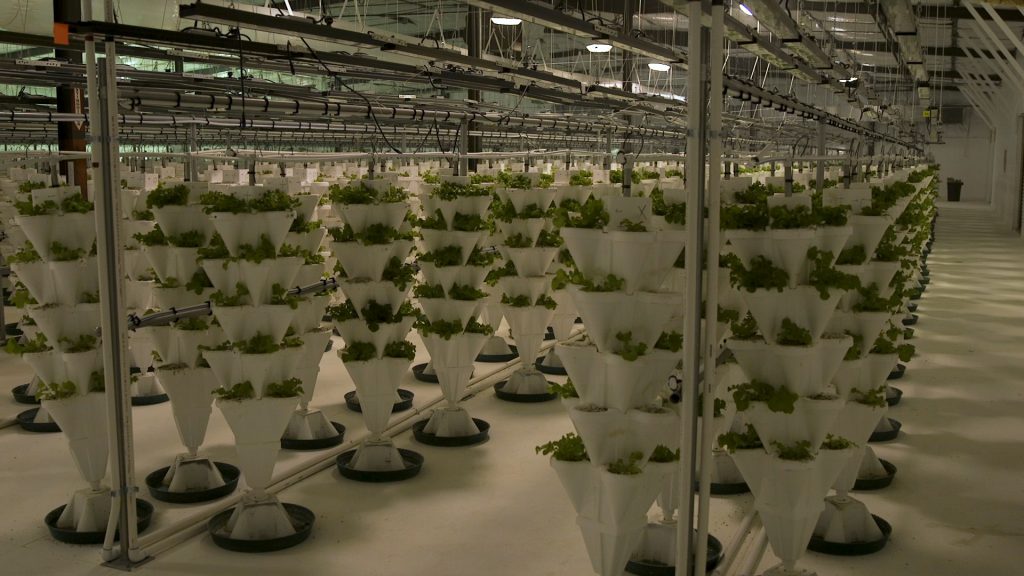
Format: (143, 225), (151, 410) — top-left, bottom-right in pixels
(132, 392), (169, 406)
(130, 366), (142, 376)
(625, 533), (723, 575)
(808, 514), (892, 556)
(413, 418), (491, 447)
(45, 498), (154, 545)
(902, 314), (919, 326)
(12, 383), (39, 405)
(886, 386), (904, 407)
(476, 345), (518, 363)
(575, 317), (583, 324)
(919, 276), (930, 285)
(534, 357), (568, 376)
(412, 362), (440, 383)
(344, 389), (414, 414)
(208, 502), (314, 552)
(281, 421), (346, 451)
(494, 381), (557, 403)
(6, 322), (23, 337)
(17, 408), (61, 433)
(903, 328), (915, 340)
(869, 418), (902, 443)
(324, 339), (333, 353)
(336, 448), (424, 483)
(909, 290), (923, 301)
(854, 459), (898, 491)
(908, 302), (918, 313)
(544, 329), (555, 341)
(710, 480), (751, 495)
(888, 363), (906, 380)
(145, 462), (241, 503)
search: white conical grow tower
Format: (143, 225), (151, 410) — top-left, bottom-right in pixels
(327, 179), (425, 482)
(8, 183), (100, 436)
(808, 189), (903, 554)
(142, 314), (240, 503)
(411, 178), (494, 446)
(278, 187), (342, 451)
(544, 192), (686, 576)
(722, 190), (857, 576)
(197, 187), (315, 552)
(491, 173), (561, 401)
(11, 184), (155, 542)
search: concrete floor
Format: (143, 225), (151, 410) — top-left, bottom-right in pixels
(1, 204), (1022, 575)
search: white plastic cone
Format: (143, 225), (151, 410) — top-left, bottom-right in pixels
(44, 393), (109, 486)
(159, 366), (219, 453)
(341, 357), (409, 435)
(217, 396), (299, 490)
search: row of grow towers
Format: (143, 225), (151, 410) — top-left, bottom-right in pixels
(0, 162), (935, 570)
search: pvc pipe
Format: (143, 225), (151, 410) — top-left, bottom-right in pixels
(135, 328), (585, 557)
(696, 3), (724, 575)
(731, 525), (768, 576)
(710, 508), (757, 576)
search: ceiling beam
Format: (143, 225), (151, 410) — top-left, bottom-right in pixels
(801, 1), (1024, 22)
(834, 40), (1012, 59)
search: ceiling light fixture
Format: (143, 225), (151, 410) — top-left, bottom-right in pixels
(739, 4), (754, 17)
(491, 16), (522, 26)
(648, 62), (671, 72)
(587, 42), (613, 53)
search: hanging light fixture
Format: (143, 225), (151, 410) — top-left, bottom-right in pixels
(648, 62), (671, 72)
(490, 16), (522, 26)
(587, 42), (613, 53)
(738, 4), (754, 17)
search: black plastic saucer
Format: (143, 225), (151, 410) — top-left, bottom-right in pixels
(208, 502), (314, 552)
(710, 480), (751, 495)
(412, 418), (491, 447)
(344, 389), (414, 413)
(412, 362), (440, 383)
(908, 302), (918, 313)
(494, 381), (557, 403)
(902, 314), (919, 326)
(868, 418), (902, 443)
(281, 421), (346, 451)
(476, 344), (518, 363)
(17, 408), (61, 433)
(854, 459), (898, 491)
(12, 383), (39, 405)
(808, 514), (892, 556)
(131, 392), (169, 407)
(336, 448), (423, 483)
(886, 386), (903, 407)
(535, 356), (568, 376)
(888, 363), (906, 380)
(145, 462), (240, 503)
(904, 327), (915, 340)
(625, 533), (723, 575)
(6, 322), (23, 337)
(324, 339), (333, 353)
(919, 276), (930, 285)
(45, 498), (154, 545)
(909, 288), (923, 301)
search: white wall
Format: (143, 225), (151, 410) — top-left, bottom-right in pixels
(928, 110), (994, 204)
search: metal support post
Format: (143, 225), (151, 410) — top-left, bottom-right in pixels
(816, 120), (826, 196)
(90, 8), (145, 564)
(695, 2), (724, 574)
(458, 118), (470, 176)
(466, 6), (484, 172)
(679, 1), (708, 575)
(186, 124), (198, 182)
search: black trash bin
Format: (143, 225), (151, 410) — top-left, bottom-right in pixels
(947, 178), (962, 202)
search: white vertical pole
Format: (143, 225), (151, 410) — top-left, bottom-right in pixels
(695, 1), (723, 574)
(679, 1), (707, 575)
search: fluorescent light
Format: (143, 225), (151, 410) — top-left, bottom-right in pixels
(587, 42), (613, 53)
(490, 16), (522, 26)
(739, 4), (754, 17)
(283, 0), (294, 15)
(648, 62), (671, 72)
